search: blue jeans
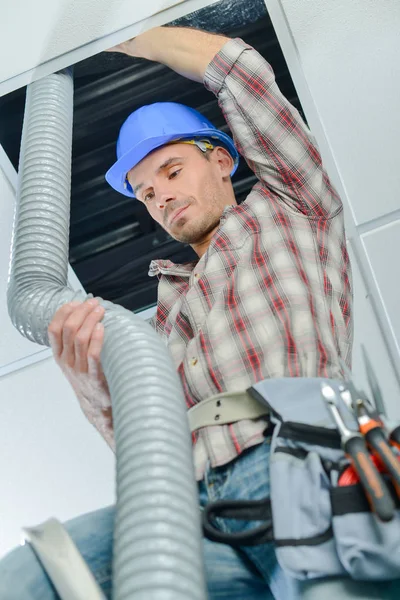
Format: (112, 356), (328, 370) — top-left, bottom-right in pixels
(198, 437), (296, 598)
(0, 438), (399, 599)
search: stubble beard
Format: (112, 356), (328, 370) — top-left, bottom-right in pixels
(166, 192), (222, 245)
(173, 213), (220, 244)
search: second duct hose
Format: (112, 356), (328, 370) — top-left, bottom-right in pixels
(7, 69), (207, 600)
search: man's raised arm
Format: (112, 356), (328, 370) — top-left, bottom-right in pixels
(109, 27), (342, 219)
(108, 26), (228, 83)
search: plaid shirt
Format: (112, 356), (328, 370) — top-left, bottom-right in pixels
(149, 39), (353, 481)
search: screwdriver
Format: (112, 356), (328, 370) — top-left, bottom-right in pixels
(361, 345), (400, 451)
(321, 382), (395, 522)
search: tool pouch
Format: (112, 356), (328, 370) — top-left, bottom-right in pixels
(249, 377), (400, 581)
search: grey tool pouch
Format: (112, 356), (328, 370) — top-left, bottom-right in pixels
(250, 377), (400, 581)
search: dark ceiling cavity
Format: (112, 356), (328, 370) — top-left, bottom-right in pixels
(0, 0), (304, 313)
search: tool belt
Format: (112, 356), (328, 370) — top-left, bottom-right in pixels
(199, 378), (400, 582)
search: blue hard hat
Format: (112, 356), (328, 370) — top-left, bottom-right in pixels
(105, 102), (239, 198)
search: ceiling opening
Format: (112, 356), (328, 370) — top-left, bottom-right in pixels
(0, 0), (304, 313)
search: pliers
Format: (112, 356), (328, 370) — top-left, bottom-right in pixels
(339, 353), (400, 499)
(361, 345), (400, 450)
(321, 382), (395, 522)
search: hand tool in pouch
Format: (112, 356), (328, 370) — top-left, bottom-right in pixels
(355, 398), (400, 498)
(339, 357), (400, 498)
(321, 382), (395, 522)
(361, 345), (400, 450)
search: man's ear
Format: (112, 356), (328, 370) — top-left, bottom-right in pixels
(213, 146), (234, 177)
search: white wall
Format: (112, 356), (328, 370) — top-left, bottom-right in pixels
(0, 358), (116, 558)
(266, 0), (400, 408)
(273, 0), (400, 224)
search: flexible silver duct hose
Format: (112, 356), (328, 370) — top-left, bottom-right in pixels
(7, 69), (207, 600)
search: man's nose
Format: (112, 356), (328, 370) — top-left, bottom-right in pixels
(156, 192), (175, 210)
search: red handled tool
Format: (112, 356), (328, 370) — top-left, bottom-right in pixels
(355, 399), (400, 497)
(341, 350), (400, 498)
(361, 345), (400, 451)
(339, 356), (400, 498)
(321, 382), (395, 522)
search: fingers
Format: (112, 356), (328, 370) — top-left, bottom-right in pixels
(104, 39), (134, 54)
(48, 299), (105, 371)
(104, 43), (128, 53)
(74, 304), (105, 373)
(62, 300), (100, 368)
(87, 322), (105, 379)
(48, 301), (81, 358)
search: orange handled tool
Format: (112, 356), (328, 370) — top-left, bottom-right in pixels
(356, 399), (400, 498)
(321, 382), (395, 522)
(361, 345), (400, 452)
(340, 352), (400, 498)
(388, 426), (400, 452)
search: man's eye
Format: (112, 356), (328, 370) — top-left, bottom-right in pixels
(143, 192), (154, 202)
(169, 169), (181, 180)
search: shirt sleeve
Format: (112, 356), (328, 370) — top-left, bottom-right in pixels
(204, 38), (342, 219)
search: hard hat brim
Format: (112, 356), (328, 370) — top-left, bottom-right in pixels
(105, 130), (239, 198)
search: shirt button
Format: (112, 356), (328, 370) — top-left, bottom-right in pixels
(190, 357), (198, 366)
(194, 273), (200, 278)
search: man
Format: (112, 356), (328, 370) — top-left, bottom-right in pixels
(0, 26), (358, 599)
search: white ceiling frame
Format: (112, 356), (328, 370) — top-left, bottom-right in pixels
(0, 0), (219, 97)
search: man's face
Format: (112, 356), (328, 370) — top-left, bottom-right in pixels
(127, 143), (236, 250)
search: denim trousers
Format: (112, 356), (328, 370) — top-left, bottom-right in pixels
(0, 437), (399, 599)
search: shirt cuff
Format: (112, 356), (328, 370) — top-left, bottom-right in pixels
(203, 38), (252, 95)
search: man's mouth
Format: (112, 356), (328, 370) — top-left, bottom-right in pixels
(168, 206), (188, 227)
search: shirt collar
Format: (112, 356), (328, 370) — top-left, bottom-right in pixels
(148, 205), (235, 277)
(148, 259), (197, 278)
